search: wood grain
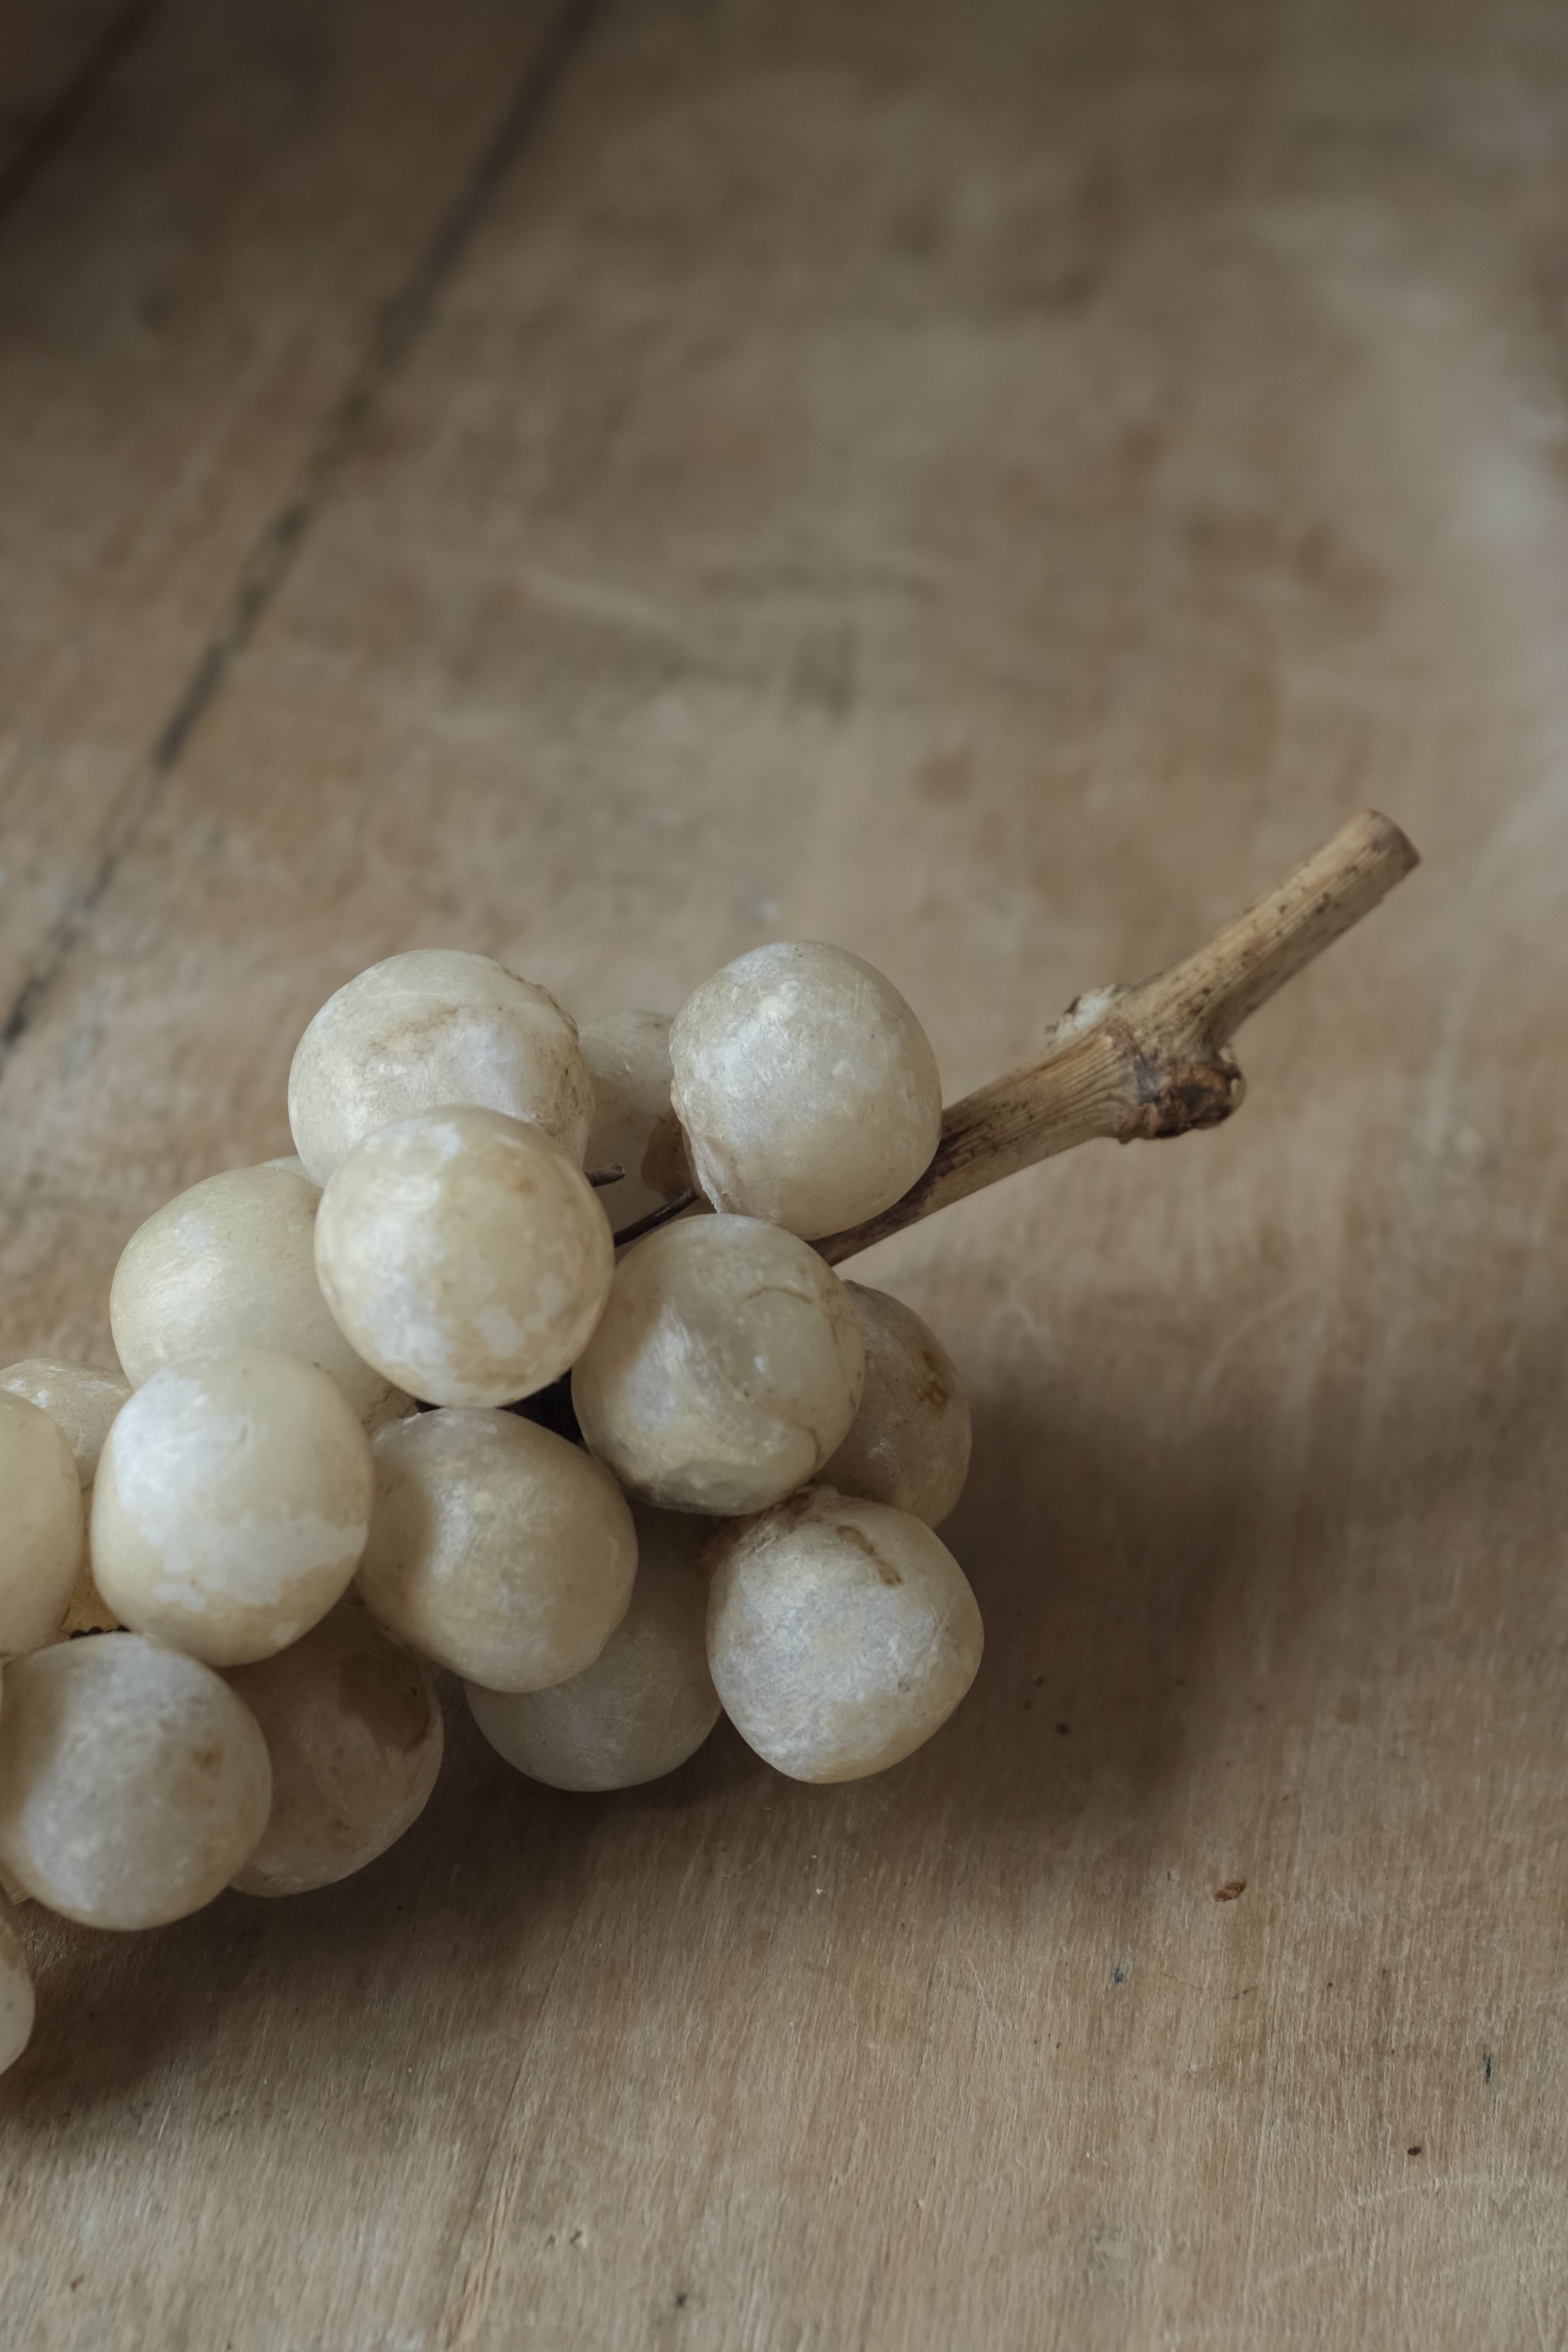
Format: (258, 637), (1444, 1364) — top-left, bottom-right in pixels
(0, 0), (572, 1019)
(2, 1), (1567, 2346)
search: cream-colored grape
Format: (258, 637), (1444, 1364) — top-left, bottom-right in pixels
(0, 1635), (271, 1928)
(706, 1488), (982, 1782)
(227, 1599), (444, 1897)
(0, 1359), (130, 1486)
(110, 1163), (408, 1429)
(358, 1408), (636, 1690)
(578, 1010), (692, 1228)
(0, 1896), (34, 2075)
(0, 1393), (83, 1657)
(0, 1362), (131, 1637)
(92, 1347), (374, 1668)
(572, 1215), (864, 1515)
(820, 1284), (972, 1526)
(288, 948), (593, 1183)
(465, 1506), (718, 1790)
(315, 1107), (614, 1409)
(669, 942), (942, 1239)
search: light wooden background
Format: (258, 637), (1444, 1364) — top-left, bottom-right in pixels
(2, 2), (1565, 2345)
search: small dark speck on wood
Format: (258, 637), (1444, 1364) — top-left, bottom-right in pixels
(1215, 1879), (1247, 1902)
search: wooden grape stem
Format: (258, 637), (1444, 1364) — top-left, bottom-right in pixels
(523, 817), (1409, 1427)
(614, 809), (1420, 1262)
(814, 809), (1419, 1266)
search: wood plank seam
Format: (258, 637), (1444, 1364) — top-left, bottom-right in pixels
(0, 0), (608, 1077)
(0, 0), (161, 234)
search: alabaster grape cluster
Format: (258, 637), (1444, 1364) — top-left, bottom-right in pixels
(0, 941), (982, 2073)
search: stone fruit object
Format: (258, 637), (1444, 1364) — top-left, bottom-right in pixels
(227, 1599), (444, 1897)
(91, 1346), (375, 1668)
(0, 1635), (271, 1929)
(0, 1358), (130, 1486)
(572, 1214), (865, 1515)
(0, 1358), (132, 1637)
(466, 1505), (718, 1792)
(0, 1899), (35, 2075)
(670, 941), (942, 1240)
(0, 810), (1416, 2060)
(577, 1010), (692, 1229)
(289, 948), (592, 1183)
(110, 1160), (408, 1429)
(0, 1391), (83, 1657)
(706, 1488), (984, 1782)
(357, 1407), (637, 1690)
(820, 1282), (972, 1526)
(314, 1106), (613, 1409)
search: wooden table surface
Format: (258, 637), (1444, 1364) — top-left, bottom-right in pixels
(2, 2), (1565, 2344)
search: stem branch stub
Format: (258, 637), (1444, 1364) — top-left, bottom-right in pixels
(814, 808), (1418, 1264)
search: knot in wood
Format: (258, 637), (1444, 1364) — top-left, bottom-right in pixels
(1117, 1040), (1244, 1143)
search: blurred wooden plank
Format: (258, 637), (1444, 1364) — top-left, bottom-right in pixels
(3, 1), (1568, 2348)
(0, 0), (574, 1019)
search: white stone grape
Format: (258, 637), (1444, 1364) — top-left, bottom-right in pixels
(578, 1010), (691, 1228)
(358, 1407), (636, 1690)
(0, 1897), (34, 2075)
(669, 941), (942, 1238)
(288, 948), (593, 1183)
(314, 1106), (614, 1409)
(572, 1215), (865, 1515)
(0, 1634), (271, 1928)
(0, 1361), (132, 1640)
(110, 1162), (409, 1429)
(227, 1599), (444, 1897)
(0, 1393), (83, 1657)
(0, 1359), (130, 1486)
(92, 1346), (374, 1667)
(706, 1487), (983, 1781)
(820, 1284), (972, 1525)
(465, 1506), (718, 1790)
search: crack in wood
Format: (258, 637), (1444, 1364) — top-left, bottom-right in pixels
(0, 0), (161, 232)
(0, 0), (607, 1075)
